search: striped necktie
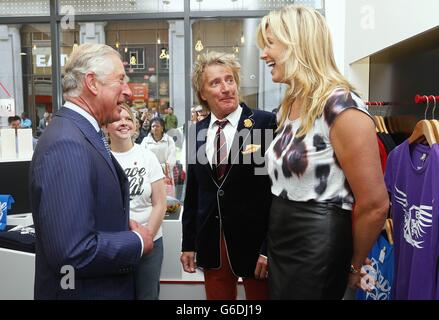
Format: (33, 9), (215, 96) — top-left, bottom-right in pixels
(99, 130), (112, 158)
(213, 120), (229, 181)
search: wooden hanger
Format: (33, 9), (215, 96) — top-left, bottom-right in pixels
(429, 96), (439, 141)
(374, 116), (383, 133)
(373, 116), (380, 132)
(385, 218), (394, 245)
(379, 115), (389, 134)
(377, 103), (389, 134)
(430, 120), (439, 141)
(408, 120), (436, 146)
(408, 96), (436, 146)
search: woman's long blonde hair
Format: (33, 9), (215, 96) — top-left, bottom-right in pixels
(257, 5), (356, 136)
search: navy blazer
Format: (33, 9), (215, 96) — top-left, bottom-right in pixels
(30, 107), (142, 299)
(182, 103), (276, 277)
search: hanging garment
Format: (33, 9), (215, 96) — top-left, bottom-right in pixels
(378, 132), (397, 154)
(356, 234), (394, 300)
(356, 136), (394, 301)
(384, 141), (439, 299)
(377, 135), (388, 172)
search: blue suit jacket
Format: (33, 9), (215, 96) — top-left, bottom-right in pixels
(182, 103), (277, 277)
(30, 107), (142, 299)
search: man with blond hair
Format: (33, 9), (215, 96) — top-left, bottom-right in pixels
(181, 51), (276, 300)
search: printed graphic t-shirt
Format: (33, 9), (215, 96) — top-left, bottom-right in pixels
(266, 88), (370, 210)
(112, 144), (164, 240)
(384, 141), (439, 299)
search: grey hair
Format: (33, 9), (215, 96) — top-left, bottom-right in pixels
(192, 51), (241, 109)
(62, 43), (121, 98)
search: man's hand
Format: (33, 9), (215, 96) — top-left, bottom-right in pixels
(180, 251), (197, 273)
(254, 255), (268, 280)
(130, 219), (154, 255)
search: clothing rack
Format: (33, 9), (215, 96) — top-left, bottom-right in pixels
(415, 95), (439, 104)
(366, 101), (392, 106)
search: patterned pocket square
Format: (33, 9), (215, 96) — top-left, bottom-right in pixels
(241, 144), (261, 155)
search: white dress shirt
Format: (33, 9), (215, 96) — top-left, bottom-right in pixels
(206, 105), (242, 167)
(64, 101), (100, 132)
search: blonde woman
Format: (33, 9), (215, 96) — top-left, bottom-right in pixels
(107, 104), (166, 300)
(257, 5), (388, 299)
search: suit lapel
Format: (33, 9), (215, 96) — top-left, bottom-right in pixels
(196, 115), (218, 186)
(57, 107), (119, 183)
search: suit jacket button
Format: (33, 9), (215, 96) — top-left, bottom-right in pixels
(218, 190), (225, 197)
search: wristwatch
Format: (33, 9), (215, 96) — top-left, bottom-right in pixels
(350, 264), (361, 274)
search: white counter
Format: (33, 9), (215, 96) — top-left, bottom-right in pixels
(0, 212), (213, 300)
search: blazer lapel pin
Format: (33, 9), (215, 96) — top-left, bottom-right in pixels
(243, 118), (254, 128)
(242, 144), (261, 155)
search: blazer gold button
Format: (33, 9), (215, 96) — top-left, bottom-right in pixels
(218, 190), (225, 196)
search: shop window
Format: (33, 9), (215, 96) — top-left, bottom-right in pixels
(190, 0), (324, 13)
(59, 20), (187, 203)
(159, 47), (169, 70)
(0, 23), (52, 135)
(125, 47), (145, 70)
(58, 0), (183, 15)
(191, 18), (286, 112)
(0, 0), (49, 17)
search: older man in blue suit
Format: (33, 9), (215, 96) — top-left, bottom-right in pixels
(181, 52), (276, 300)
(30, 44), (153, 299)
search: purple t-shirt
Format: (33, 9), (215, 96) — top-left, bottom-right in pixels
(385, 141), (439, 300)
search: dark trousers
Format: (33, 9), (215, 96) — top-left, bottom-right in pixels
(268, 197), (352, 300)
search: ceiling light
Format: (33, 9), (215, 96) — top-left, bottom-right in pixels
(195, 39), (204, 52)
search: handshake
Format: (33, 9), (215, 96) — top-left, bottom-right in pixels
(129, 219), (154, 255)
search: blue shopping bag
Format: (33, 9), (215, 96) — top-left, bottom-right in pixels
(0, 195), (15, 231)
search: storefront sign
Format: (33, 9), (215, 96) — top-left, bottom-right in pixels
(36, 54), (69, 68)
(128, 82), (148, 102)
(0, 99), (15, 117)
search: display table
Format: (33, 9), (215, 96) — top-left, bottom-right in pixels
(0, 247), (34, 299)
(0, 213), (35, 300)
(0, 211), (206, 299)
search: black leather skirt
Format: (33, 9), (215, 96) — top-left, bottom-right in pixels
(268, 196), (353, 300)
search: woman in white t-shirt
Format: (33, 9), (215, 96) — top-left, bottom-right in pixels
(107, 104), (166, 300)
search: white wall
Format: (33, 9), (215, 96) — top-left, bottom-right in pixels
(348, 57), (370, 101)
(345, 0), (439, 65)
(334, 0), (439, 99)
(325, 0), (346, 75)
